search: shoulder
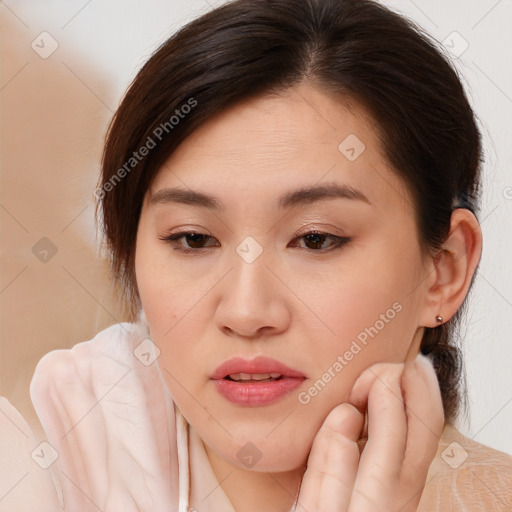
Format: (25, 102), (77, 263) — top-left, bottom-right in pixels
(31, 320), (149, 379)
(28, 316), (170, 443)
(30, 319), (153, 404)
(26, 317), (180, 510)
(0, 323), (146, 511)
(419, 423), (512, 511)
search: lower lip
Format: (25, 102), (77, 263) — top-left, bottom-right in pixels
(212, 377), (304, 406)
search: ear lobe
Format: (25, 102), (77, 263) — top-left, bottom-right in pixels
(419, 208), (482, 327)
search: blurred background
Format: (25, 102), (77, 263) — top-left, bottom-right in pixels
(1, 0), (511, 454)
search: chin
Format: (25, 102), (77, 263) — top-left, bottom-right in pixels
(221, 436), (310, 473)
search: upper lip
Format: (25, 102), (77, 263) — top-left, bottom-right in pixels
(211, 356), (307, 380)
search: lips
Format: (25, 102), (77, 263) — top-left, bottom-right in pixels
(211, 356), (307, 406)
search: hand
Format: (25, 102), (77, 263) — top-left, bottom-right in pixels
(296, 353), (444, 512)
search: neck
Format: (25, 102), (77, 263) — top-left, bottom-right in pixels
(203, 442), (305, 512)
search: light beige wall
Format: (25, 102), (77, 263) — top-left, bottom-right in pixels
(0, 6), (126, 442)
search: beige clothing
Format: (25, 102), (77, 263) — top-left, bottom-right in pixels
(418, 424), (512, 510)
(0, 320), (511, 511)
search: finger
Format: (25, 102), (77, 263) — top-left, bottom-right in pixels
(349, 363), (408, 474)
(346, 364), (408, 511)
(296, 403), (364, 512)
(400, 354), (444, 480)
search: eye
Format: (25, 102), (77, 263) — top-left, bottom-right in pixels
(290, 231), (351, 251)
(159, 230), (351, 254)
(159, 231), (219, 253)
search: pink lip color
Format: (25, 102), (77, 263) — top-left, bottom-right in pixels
(211, 356), (306, 407)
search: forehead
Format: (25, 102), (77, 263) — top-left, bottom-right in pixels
(149, 83), (411, 213)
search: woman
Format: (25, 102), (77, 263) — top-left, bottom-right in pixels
(1, 0), (511, 510)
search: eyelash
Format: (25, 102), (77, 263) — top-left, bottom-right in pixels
(158, 230), (351, 254)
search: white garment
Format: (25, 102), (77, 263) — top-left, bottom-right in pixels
(1, 319), (511, 511)
(1, 318), (186, 511)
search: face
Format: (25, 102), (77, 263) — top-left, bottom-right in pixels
(135, 82), (431, 472)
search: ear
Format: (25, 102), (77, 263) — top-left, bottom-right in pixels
(419, 208), (482, 328)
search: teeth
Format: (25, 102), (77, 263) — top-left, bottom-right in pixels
(228, 372), (282, 381)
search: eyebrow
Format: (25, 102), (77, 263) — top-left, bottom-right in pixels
(149, 182), (371, 210)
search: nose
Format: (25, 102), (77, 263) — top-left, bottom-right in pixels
(214, 247), (291, 340)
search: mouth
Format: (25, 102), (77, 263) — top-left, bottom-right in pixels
(223, 372), (284, 383)
(211, 355), (306, 380)
(211, 356), (306, 406)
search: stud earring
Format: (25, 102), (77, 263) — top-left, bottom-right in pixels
(435, 315), (443, 323)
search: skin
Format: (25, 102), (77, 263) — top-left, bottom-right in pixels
(135, 82), (482, 512)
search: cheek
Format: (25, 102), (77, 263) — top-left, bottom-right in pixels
(303, 262), (421, 387)
(135, 227), (220, 324)
(134, 238), (212, 392)
(135, 233), (198, 330)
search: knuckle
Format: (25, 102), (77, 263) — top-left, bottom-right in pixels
(311, 429), (360, 465)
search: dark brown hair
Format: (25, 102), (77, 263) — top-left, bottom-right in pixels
(97, 0), (482, 423)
